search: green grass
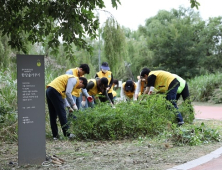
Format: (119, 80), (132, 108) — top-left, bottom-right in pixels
(189, 72), (222, 102)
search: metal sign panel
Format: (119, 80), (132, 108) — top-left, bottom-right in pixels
(17, 55), (46, 165)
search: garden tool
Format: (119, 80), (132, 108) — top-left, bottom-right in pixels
(53, 155), (66, 163)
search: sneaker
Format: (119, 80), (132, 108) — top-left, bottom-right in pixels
(178, 121), (184, 126)
(69, 134), (76, 139)
(53, 137), (58, 140)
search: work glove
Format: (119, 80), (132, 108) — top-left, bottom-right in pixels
(68, 107), (74, 113)
(111, 104), (116, 109)
(81, 100), (86, 107)
(72, 104), (78, 111)
(87, 96), (93, 103)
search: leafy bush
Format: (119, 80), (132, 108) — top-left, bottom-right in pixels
(0, 69), (18, 142)
(209, 88), (222, 104)
(168, 122), (220, 146)
(69, 94), (195, 140)
(0, 105), (17, 142)
(189, 72), (222, 102)
(178, 99), (195, 123)
(0, 68), (17, 110)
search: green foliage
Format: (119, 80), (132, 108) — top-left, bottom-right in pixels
(168, 122), (220, 146)
(125, 35), (154, 81)
(178, 99), (195, 123)
(0, 103), (17, 142)
(102, 18), (127, 78)
(139, 7), (206, 79)
(0, 0), (121, 54)
(69, 94), (194, 140)
(0, 68), (18, 142)
(209, 88), (222, 104)
(199, 17), (222, 74)
(0, 33), (17, 71)
(189, 72), (222, 102)
(45, 63), (66, 85)
(0, 69), (17, 110)
(190, 0), (200, 9)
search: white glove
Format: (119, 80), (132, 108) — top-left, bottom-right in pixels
(81, 100), (86, 107)
(68, 107), (74, 113)
(133, 98), (137, 101)
(72, 104), (78, 111)
(112, 105), (116, 109)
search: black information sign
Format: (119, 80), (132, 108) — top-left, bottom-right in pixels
(17, 55), (46, 165)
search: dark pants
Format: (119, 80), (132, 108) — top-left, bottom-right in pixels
(176, 82), (190, 101)
(167, 79), (184, 123)
(46, 87), (70, 138)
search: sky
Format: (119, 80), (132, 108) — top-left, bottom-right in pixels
(97, 0), (222, 30)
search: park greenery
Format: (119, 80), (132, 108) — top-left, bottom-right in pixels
(1, 2), (222, 147)
(0, 0), (199, 57)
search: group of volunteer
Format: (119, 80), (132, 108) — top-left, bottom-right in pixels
(46, 62), (189, 139)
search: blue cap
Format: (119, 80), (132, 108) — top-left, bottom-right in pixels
(101, 62), (110, 70)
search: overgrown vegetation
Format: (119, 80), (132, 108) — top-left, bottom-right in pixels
(168, 122), (220, 146)
(189, 72), (222, 102)
(66, 94), (220, 146)
(0, 66), (222, 146)
(69, 95), (185, 139)
(0, 4), (222, 148)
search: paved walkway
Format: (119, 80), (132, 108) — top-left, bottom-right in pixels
(194, 105), (222, 120)
(167, 104), (222, 170)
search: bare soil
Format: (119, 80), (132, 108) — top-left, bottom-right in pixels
(1, 103), (222, 170)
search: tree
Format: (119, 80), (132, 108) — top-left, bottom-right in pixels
(139, 7), (206, 79)
(199, 17), (222, 73)
(0, 0), (200, 59)
(0, 0), (120, 56)
(102, 18), (127, 78)
(190, 0), (200, 9)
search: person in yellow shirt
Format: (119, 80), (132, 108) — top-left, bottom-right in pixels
(46, 75), (87, 139)
(81, 77), (113, 108)
(121, 80), (137, 101)
(95, 62), (114, 104)
(66, 64), (90, 110)
(140, 68), (184, 126)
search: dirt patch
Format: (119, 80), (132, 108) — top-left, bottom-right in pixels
(1, 119), (222, 170)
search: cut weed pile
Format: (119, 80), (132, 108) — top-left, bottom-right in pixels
(1, 119), (222, 170)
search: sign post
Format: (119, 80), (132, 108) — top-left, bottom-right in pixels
(17, 55), (46, 165)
